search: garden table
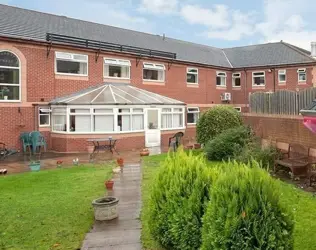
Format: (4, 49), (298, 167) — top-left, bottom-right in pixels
(87, 138), (119, 156)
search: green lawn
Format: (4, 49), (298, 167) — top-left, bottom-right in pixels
(0, 164), (113, 250)
(141, 154), (316, 250)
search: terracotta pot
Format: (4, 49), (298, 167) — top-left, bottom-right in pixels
(194, 143), (201, 149)
(105, 180), (114, 190)
(140, 149), (150, 157)
(87, 145), (94, 154)
(117, 158), (124, 167)
(185, 145), (194, 150)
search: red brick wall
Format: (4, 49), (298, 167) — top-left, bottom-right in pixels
(243, 114), (316, 148)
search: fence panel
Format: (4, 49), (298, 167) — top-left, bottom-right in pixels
(249, 88), (316, 115)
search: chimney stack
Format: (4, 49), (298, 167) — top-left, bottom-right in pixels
(311, 42), (316, 58)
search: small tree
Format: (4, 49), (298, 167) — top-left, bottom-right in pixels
(201, 161), (294, 250)
(196, 105), (242, 145)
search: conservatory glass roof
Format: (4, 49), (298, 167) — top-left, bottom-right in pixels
(49, 83), (185, 105)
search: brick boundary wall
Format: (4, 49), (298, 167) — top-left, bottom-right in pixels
(242, 113), (316, 150)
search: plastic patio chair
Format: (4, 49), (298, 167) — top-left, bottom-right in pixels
(29, 131), (47, 154)
(20, 132), (32, 153)
(168, 132), (184, 151)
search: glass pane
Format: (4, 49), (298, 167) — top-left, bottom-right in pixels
(53, 115), (66, 131)
(56, 60), (87, 75)
(299, 73), (306, 81)
(254, 76), (265, 85)
(147, 109), (158, 129)
(216, 77), (221, 86)
(161, 114), (172, 129)
(187, 73), (197, 83)
(0, 86), (19, 100)
(173, 113), (183, 128)
(70, 109), (90, 113)
(174, 108), (183, 112)
(188, 68), (197, 73)
(52, 108), (66, 114)
(132, 114), (144, 130)
(133, 108), (143, 113)
(0, 68), (19, 84)
(162, 108), (172, 112)
(187, 113), (197, 123)
(279, 74), (286, 82)
(253, 72), (264, 76)
(119, 108), (130, 113)
(106, 65), (129, 78)
(70, 115), (91, 132)
(94, 115), (114, 132)
(118, 115), (130, 131)
(188, 108), (199, 112)
(233, 78), (241, 86)
(0, 51), (19, 67)
(73, 54), (87, 61)
(94, 109), (113, 113)
(143, 69), (164, 81)
(40, 115), (50, 126)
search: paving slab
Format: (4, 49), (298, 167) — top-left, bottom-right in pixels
(81, 164), (142, 250)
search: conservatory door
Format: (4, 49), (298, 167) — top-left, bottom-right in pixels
(145, 108), (161, 147)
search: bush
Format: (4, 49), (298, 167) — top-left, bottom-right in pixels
(236, 141), (282, 169)
(204, 126), (252, 161)
(197, 105), (242, 145)
(201, 161), (294, 250)
(148, 148), (216, 250)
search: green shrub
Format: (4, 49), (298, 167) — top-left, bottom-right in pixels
(236, 141), (282, 169)
(201, 161), (294, 250)
(196, 105), (242, 145)
(204, 126), (252, 161)
(148, 148), (216, 250)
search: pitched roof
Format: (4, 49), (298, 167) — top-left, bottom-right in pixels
(0, 4), (315, 68)
(49, 83), (185, 105)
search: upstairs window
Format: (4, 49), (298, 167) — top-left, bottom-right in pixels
(187, 68), (198, 84)
(104, 58), (131, 79)
(0, 51), (20, 101)
(278, 70), (286, 83)
(55, 52), (88, 76)
(298, 68), (306, 82)
(232, 73), (241, 87)
(252, 72), (265, 86)
(187, 107), (200, 124)
(216, 72), (226, 86)
(143, 63), (165, 81)
(39, 107), (51, 127)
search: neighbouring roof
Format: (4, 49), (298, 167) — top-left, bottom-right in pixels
(0, 4), (315, 68)
(49, 83), (185, 105)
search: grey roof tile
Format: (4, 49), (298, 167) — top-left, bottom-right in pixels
(0, 4), (315, 68)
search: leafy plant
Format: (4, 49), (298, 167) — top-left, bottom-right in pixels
(204, 126), (252, 161)
(201, 161), (294, 250)
(148, 148), (216, 250)
(196, 105), (242, 145)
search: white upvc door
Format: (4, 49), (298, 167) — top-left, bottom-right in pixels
(145, 108), (161, 147)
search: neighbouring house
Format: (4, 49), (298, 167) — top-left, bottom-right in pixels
(1, 4), (316, 152)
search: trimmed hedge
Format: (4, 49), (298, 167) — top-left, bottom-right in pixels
(204, 126), (252, 161)
(148, 148), (216, 250)
(196, 105), (242, 145)
(201, 161), (294, 250)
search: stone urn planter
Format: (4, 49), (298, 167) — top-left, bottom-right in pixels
(92, 197), (119, 221)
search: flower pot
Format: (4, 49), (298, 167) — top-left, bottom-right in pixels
(105, 180), (114, 190)
(117, 158), (124, 167)
(87, 145), (94, 154)
(185, 145), (194, 150)
(194, 143), (201, 149)
(92, 196), (119, 221)
(57, 160), (63, 168)
(29, 161), (41, 171)
(140, 149), (150, 157)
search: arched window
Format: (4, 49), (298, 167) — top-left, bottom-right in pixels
(0, 51), (20, 101)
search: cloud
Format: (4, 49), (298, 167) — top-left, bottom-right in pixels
(139, 0), (178, 14)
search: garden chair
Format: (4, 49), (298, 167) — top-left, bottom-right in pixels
(20, 132), (32, 153)
(29, 131), (47, 154)
(169, 132), (184, 151)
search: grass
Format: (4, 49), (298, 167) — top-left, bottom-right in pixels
(141, 153), (316, 250)
(0, 164), (113, 250)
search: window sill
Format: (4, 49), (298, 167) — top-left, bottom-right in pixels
(51, 130), (145, 135)
(187, 83), (199, 88)
(298, 81), (307, 85)
(232, 86), (241, 90)
(278, 82), (286, 85)
(104, 78), (131, 84)
(216, 85), (227, 89)
(187, 123), (197, 127)
(55, 74), (88, 81)
(0, 100), (21, 103)
(252, 85), (265, 89)
(143, 81), (165, 86)
(161, 127), (186, 131)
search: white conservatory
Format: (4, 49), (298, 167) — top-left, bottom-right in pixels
(50, 83), (186, 147)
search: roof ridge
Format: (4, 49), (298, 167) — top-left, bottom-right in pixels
(221, 50), (233, 68)
(281, 41), (316, 61)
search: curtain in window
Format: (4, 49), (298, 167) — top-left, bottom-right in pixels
(121, 115), (130, 131)
(162, 114), (172, 128)
(53, 115), (66, 131)
(173, 114), (183, 128)
(94, 115), (114, 132)
(132, 114), (144, 130)
(75, 115), (91, 132)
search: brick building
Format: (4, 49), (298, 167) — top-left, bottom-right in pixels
(1, 4), (316, 152)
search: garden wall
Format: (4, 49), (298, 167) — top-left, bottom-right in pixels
(243, 113), (316, 154)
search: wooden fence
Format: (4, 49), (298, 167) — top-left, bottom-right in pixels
(249, 88), (316, 115)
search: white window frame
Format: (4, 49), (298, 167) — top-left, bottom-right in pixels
(39, 107), (51, 127)
(187, 107), (200, 125)
(161, 107), (185, 130)
(297, 68), (307, 82)
(55, 51), (88, 76)
(216, 72), (227, 87)
(143, 62), (165, 82)
(234, 107), (241, 112)
(186, 67), (198, 84)
(0, 50), (21, 102)
(252, 71), (265, 86)
(278, 69), (286, 84)
(232, 72), (241, 87)
(103, 58), (131, 79)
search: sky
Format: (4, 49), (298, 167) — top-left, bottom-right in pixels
(1, 0), (316, 50)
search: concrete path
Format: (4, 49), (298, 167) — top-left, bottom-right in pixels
(81, 163), (142, 250)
